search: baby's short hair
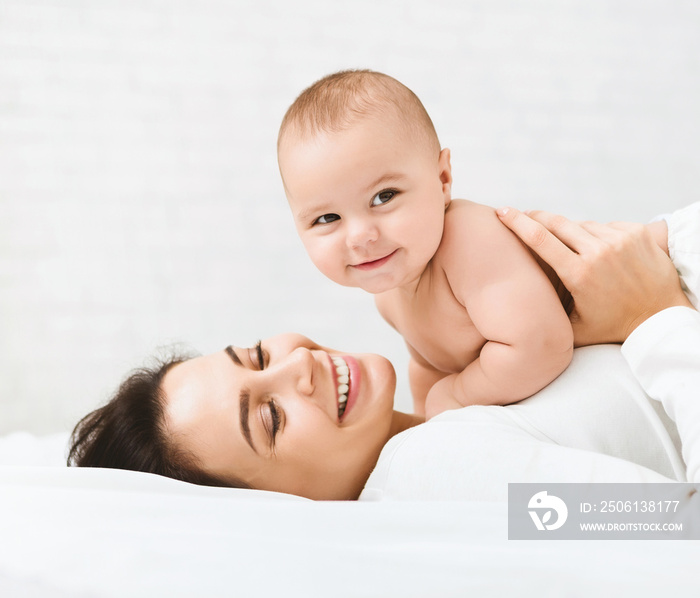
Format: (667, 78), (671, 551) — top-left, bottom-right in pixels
(278, 69), (440, 156)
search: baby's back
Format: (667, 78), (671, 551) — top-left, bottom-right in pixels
(377, 200), (569, 374)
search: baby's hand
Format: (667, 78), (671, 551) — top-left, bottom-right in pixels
(424, 376), (464, 419)
(408, 354), (448, 418)
(424, 374), (513, 419)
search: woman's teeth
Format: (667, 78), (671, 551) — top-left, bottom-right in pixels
(332, 356), (350, 418)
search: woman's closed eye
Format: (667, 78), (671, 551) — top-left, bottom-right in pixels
(312, 213), (340, 226)
(250, 340), (268, 370)
(264, 398), (282, 449)
(370, 189), (397, 207)
(251, 341), (281, 448)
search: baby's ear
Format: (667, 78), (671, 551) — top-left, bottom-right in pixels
(438, 148), (453, 204)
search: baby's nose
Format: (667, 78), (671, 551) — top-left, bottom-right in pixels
(346, 219), (378, 248)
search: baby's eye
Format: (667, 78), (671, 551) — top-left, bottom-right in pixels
(313, 213), (340, 225)
(370, 190), (396, 206)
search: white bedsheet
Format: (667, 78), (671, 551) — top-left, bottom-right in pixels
(0, 436), (698, 597)
(0, 432), (69, 468)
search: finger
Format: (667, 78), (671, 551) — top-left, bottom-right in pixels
(496, 207), (579, 273)
(524, 210), (601, 255)
(578, 220), (628, 244)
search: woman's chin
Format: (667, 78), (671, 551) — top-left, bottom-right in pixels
(363, 353), (396, 409)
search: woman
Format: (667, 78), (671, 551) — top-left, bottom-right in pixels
(69, 210), (700, 500)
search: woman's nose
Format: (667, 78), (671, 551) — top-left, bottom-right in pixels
(274, 347), (315, 396)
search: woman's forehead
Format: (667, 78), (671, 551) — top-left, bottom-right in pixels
(162, 352), (233, 429)
(162, 350), (271, 486)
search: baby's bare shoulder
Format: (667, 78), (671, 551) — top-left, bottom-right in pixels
(438, 200), (521, 261)
(435, 199), (542, 302)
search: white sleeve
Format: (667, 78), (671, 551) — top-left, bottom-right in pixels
(621, 306), (700, 482)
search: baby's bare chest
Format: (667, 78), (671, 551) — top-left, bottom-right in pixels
(380, 283), (486, 374)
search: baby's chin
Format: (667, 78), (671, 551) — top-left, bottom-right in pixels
(355, 279), (397, 295)
(322, 272), (387, 293)
(354, 270), (423, 295)
(320, 265), (409, 294)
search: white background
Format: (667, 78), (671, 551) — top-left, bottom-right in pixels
(1, 0), (699, 433)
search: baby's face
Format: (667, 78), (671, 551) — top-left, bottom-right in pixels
(279, 115), (452, 294)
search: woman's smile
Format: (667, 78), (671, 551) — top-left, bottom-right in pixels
(160, 333), (399, 499)
(329, 354), (362, 421)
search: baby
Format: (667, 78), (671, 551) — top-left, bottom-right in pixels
(277, 69), (670, 418)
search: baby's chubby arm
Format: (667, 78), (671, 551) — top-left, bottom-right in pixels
(375, 296), (447, 416)
(407, 346), (447, 417)
(425, 202), (574, 418)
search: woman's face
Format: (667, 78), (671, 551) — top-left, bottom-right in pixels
(161, 333), (397, 500)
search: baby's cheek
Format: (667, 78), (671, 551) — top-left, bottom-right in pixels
(312, 250), (345, 284)
(301, 239), (326, 266)
(312, 241), (341, 271)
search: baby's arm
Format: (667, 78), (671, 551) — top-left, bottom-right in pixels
(374, 295), (447, 416)
(407, 345), (447, 417)
(425, 203), (574, 418)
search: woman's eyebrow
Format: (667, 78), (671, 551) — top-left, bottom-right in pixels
(224, 345), (258, 453)
(239, 389), (257, 454)
(225, 345), (242, 365)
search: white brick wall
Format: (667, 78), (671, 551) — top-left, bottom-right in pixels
(2, 0), (699, 433)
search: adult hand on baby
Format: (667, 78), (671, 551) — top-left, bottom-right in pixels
(496, 207), (693, 345)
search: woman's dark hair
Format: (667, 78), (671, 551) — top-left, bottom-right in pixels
(67, 355), (249, 489)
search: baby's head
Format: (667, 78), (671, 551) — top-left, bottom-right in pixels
(278, 70), (452, 294)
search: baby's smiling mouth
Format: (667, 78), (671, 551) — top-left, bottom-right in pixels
(351, 249), (398, 271)
(331, 356), (350, 420)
